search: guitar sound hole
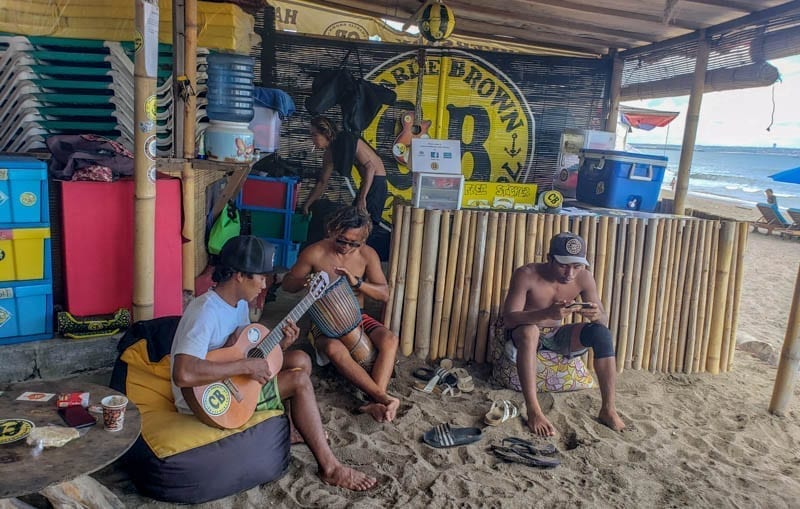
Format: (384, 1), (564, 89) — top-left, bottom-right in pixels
(411, 125), (421, 135)
(247, 350), (264, 359)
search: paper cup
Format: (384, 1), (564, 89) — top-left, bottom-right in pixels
(101, 395), (128, 432)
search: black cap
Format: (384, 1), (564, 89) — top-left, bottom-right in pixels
(219, 235), (275, 274)
(549, 232), (589, 267)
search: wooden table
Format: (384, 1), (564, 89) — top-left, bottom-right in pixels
(0, 380), (141, 499)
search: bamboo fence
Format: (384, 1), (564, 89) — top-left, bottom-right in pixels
(383, 205), (749, 375)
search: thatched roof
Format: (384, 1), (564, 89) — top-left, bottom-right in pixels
(307, 0), (800, 57)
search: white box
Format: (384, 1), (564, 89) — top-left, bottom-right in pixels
(412, 173), (464, 210)
(411, 138), (462, 174)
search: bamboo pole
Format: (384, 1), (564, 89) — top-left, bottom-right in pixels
(586, 216), (598, 274)
(720, 229), (739, 371)
(669, 220), (692, 372)
(699, 221), (720, 371)
(706, 221), (736, 374)
(180, 0), (197, 295)
(658, 219), (680, 372)
(501, 213), (518, 310)
(133, 0), (159, 321)
(594, 216), (609, 305)
(625, 218), (645, 369)
(490, 213), (508, 328)
(439, 211), (464, 356)
(414, 210), (441, 359)
(476, 212), (499, 363)
(464, 212), (489, 361)
(648, 219), (670, 371)
(634, 218), (658, 371)
(400, 207), (426, 356)
(447, 211), (472, 358)
(726, 222), (749, 371)
(514, 212), (526, 270)
(674, 32), (709, 215)
(383, 203), (405, 328)
(603, 218), (618, 317)
(525, 212), (537, 265)
(609, 219), (626, 351)
(616, 219), (636, 373)
(692, 220), (713, 372)
(534, 214), (546, 262)
(542, 213), (554, 259)
(682, 220), (705, 372)
(768, 262), (800, 416)
(643, 219), (665, 370)
(456, 213), (479, 359)
(390, 206), (412, 336)
(429, 211), (451, 361)
(676, 221), (699, 371)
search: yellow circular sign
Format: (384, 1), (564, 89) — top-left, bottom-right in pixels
(0, 418), (34, 445)
(202, 383), (231, 416)
(362, 50), (535, 224)
(145, 95), (158, 122)
(19, 192), (37, 207)
(542, 190), (563, 208)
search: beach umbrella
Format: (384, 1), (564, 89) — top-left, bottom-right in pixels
(769, 166), (800, 184)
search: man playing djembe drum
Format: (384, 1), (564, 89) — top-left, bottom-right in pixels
(283, 207), (400, 423)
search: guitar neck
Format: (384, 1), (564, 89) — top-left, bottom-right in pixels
(415, 48), (425, 122)
(255, 293), (317, 356)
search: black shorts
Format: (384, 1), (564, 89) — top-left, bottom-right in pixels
(355, 175), (387, 225)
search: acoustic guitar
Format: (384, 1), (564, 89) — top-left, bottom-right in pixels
(184, 272), (330, 429)
(392, 47), (431, 167)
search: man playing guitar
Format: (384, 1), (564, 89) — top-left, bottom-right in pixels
(283, 207), (401, 423)
(170, 235), (377, 491)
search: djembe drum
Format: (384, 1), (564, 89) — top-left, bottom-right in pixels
(308, 276), (377, 367)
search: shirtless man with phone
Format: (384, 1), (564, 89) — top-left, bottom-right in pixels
(501, 232), (626, 437)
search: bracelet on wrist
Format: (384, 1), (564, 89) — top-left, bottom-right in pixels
(351, 277), (363, 289)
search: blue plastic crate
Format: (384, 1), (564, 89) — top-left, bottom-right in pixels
(0, 156), (50, 227)
(258, 238), (300, 270)
(0, 279), (54, 345)
(576, 150), (668, 212)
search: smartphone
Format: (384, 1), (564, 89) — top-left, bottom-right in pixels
(58, 405), (97, 429)
(568, 302), (594, 310)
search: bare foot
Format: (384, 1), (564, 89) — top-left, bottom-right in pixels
(598, 408), (626, 431)
(319, 463), (377, 491)
(382, 396), (400, 422)
(358, 402), (388, 422)
(527, 412), (556, 437)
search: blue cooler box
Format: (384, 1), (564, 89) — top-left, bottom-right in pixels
(0, 280), (54, 344)
(576, 150), (668, 212)
(0, 156), (49, 227)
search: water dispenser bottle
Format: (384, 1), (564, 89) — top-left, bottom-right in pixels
(206, 52), (255, 123)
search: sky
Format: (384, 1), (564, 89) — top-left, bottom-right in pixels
(625, 55), (800, 149)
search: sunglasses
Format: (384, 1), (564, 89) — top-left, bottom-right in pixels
(334, 237), (362, 248)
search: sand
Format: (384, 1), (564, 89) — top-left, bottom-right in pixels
(42, 195), (800, 508)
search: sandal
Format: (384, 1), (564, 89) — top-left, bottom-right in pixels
(412, 367), (454, 393)
(491, 445), (560, 468)
(484, 400), (519, 426)
(501, 437), (558, 456)
(450, 368), (475, 393)
(412, 367), (457, 386)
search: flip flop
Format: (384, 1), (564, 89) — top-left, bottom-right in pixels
(423, 423), (483, 448)
(501, 437), (558, 456)
(412, 367), (457, 386)
(491, 445), (561, 468)
(412, 380), (461, 397)
(450, 368), (475, 393)
(484, 400), (519, 426)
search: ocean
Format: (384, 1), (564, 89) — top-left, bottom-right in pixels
(629, 144), (800, 211)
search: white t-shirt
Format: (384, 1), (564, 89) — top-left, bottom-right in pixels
(170, 290), (249, 414)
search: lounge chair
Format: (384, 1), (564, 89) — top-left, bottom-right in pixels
(751, 202), (790, 235)
(787, 208), (800, 228)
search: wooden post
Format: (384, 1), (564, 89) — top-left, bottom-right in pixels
(179, 0), (198, 296)
(429, 212), (451, 360)
(133, 0), (159, 321)
(706, 221), (735, 374)
(674, 32), (709, 215)
(400, 208), (425, 356)
(439, 211), (464, 357)
(390, 206), (412, 335)
(464, 212), (489, 360)
(605, 50), (622, 133)
(475, 212), (499, 363)
(414, 210), (441, 359)
(768, 262), (800, 416)
(726, 222), (749, 371)
(634, 219), (658, 370)
(383, 203), (405, 328)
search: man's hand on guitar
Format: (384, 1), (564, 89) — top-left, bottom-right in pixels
(278, 319), (300, 351)
(245, 358), (274, 385)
